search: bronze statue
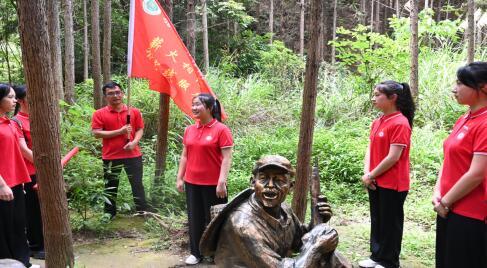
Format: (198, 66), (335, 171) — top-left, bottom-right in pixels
(200, 155), (351, 268)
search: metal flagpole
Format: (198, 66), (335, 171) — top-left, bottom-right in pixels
(126, 77), (131, 142)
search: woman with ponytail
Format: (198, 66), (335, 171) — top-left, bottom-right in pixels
(359, 81), (415, 268)
(0, 83), (34, 267)
(12, 85), (45, 260)
(433, 62), (487, 268)
(176, 93), (233, 265)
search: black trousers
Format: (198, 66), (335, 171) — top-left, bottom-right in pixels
(0, 185), (30, 267)
(103, 156), (148, 216)
(368, 186), (408, 268)
(24, 175), (44, 251)
(185, 182), (227, 258)
(436, 212), (486, 268)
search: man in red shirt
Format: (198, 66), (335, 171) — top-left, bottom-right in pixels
(92, 81), (149, 218)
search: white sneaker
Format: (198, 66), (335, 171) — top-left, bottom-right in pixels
(184, 255), (201, 265)
(375, 265), (385, 268)
(358, 258), (378, 268)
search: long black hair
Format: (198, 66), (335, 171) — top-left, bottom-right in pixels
(194, 93), (222, 122)
(375, 80), (416, 128)
(12, 85), (26, 115)
(457, 62), (487, 94)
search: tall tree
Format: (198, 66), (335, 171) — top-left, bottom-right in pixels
(299, 0), (305, 56)
(186, 0), (196, 56)
(269, 0), (274, 44)
(466, 0), (475, 63)
(410, 0), (419, 97)
(331, 0), (338, 63)
(375, 0), (381, 32)
(83, 0), (89, 81)
(322, 0), (334, 61)
(103, 0), (112, 83)
(64, 0), (75, 104)
(17, 0), (75, 267)
(292, 0), (322, 222)
(92, 0), (103, 109)
(360, 0), (367, 25)
(154, 0), (172, 195)
(396, 0), (401, 17)
(202, 0), (209, 73)
(370, 0), (375, 30)
(46, 0), (63, 101)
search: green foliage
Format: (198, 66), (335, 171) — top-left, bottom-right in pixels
(332, 24), (410, 92)
(210, 0), (255, 28)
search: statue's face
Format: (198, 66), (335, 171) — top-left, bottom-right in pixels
(253, 167), (291, 208)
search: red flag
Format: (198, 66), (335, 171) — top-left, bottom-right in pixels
(127, 0), (226, 120)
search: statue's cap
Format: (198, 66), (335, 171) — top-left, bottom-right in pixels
(252, 155), (295, 176)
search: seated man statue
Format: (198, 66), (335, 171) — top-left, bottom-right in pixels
(200, 155), (351, 268)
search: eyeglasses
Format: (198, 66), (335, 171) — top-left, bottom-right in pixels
(106, 91), (123, 97)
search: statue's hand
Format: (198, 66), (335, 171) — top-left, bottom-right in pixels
(313, 228), (338, 254)
(316, 195), (332, 223)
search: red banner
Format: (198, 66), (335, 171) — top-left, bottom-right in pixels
(127, 0), (226, 119)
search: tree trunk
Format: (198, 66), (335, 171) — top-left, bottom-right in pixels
(154, 0), (172, 193)
(322, 0), (334, 62)
(46, 0), (64, 101)
(445, 0), (450, 20)
(425, 0), (429, 9)
(466, 0), (475, 63)
(92, 0), (103, 109)
(291, 0), (322, 222)
(17, 0), (75, 267)
(299, 0), (305, 56)
(64, 0), (75, 105)
(2, 39), (12, 84)
(269, 0), (274, 44)
(375, 0), (381, 32)
(331, 0), (338, 64)
(396, 0), (400, 17)
(436, 0), (443, 21)
(186, 0), (196, 57)
(410, 0), (419, 97)
(370, 0), (375, 30)
(359, 0), (366, 24)
(202, 0), (209, 73)
(83, 0), (89, 81)
(103, 0), (112, 83)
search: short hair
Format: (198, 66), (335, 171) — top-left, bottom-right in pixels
(102, 81), (123, 95)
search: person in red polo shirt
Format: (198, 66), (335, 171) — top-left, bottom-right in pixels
(176, 93), (233, 265)
(0, 83), (32, 267)
(92, 81), (149, 218)
(359, 81), (415, 268)
(11, 85), (45, 260)
(432, 62), (487, 268)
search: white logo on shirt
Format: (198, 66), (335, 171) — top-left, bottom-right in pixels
(206, 135), (213, 141)
(378, 131), (384, 137)
(457, 132), (465, 140)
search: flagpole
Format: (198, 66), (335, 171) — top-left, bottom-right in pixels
(126, 77), (131, 142)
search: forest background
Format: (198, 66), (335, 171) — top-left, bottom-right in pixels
(2, 0), (487, 267)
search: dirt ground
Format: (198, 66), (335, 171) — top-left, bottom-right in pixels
(30, 215), (216, 268)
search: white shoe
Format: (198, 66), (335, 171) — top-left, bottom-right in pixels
(358, 258), (378, 268)
(375, 265), (385, 268)
(184, 255), (201, 265)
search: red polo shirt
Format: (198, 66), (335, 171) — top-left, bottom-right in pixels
(440, 106), (487, 221)
(0, 116), (30, 187)
(369, 112), (411, 192)
(13, 112), (36, 175)
(91, 105), (144, 160)
(183, 119), (233, 185)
